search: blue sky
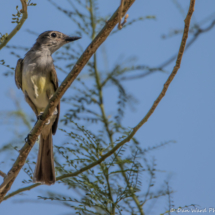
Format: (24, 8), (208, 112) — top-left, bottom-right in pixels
(1, 0), (215, 214)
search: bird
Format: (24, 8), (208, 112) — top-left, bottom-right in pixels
(15, 31), (81, 185)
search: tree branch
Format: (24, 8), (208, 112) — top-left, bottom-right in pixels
(93, 42), (145, 214)
(131, 0), (195, 133)
(121, 12), (213, 81)
(118, 0), (129, 30)
(0, 0), (136, 203)
(118, 0), (124, 29)
(158, 19), (215, 70)
(0, 0), (28, 50)
(2, 0), (195, 202)
(0, 171), (6, 178)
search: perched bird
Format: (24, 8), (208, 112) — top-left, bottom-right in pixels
(15, 31), (81, 185)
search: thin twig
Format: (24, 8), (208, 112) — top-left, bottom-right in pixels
(132, 0), (195, 133)
(0, 0), (28, 50)
(0, 0), (136, 203)
(167, 182), (172, 215)
(121, 17), (214, 81)
(89, 2), (115, 212)
(0, 171), (6, 178)
(118, 0), (124, 29)
(118, 0), (129, 29)
(121, 14), (129, 27)
(159, 19), (215, 69)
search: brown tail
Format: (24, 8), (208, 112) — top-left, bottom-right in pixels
(33, 130), (56, 185)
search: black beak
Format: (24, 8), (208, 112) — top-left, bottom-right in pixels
(65, 36), (81, 42)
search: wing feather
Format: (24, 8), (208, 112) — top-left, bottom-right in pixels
(15, 58), (23, 89)
(50, 65), (60, 135)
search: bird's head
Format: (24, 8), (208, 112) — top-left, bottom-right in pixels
(36, 31), (81, 54)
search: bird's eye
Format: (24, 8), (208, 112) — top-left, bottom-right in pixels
(51, 33), (57, 37)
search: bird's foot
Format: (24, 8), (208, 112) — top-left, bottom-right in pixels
(37, 113), (50, 125)
(25, 134), (39, 145)
(37, 113), (43, 121)
(53, 109), (58, 115)
(25, 134), (33, 145)
(45, 119), (50, 125)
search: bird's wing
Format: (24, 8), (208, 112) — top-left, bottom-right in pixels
(50, 65), (60, 135)
(24, 91), (38, 116)
(50, 64), (59, 90)
(15, 58), (23, 89)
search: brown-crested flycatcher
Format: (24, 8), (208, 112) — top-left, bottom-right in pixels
(15, 31), (81, 185)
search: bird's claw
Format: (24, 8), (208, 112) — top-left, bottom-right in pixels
(37, 113), (50, 124)
(37, 113), (43, 121)
(45, 119), (50, 125)
(25, 134), (39, 145)
(25, 134), (33, 145)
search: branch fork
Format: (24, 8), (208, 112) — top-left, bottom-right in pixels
(118, 0), (129, 29)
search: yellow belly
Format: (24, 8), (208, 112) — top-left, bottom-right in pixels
(32, 75), (46, 96)
(22, 75), (47, 95)
(22, 74), (54, 113)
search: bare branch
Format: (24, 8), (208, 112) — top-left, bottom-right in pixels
(0, 0), (28, 50)
(118, 0), (124, 29)
(122, 17), (215, 81)
(0, 171), (6, 178)
(3, 183), (39, 201)
(159, 19), (215, 69)
(132, 0), (195, 132)
(118, 0), (129, 29)
(0, 0), (136, 203)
